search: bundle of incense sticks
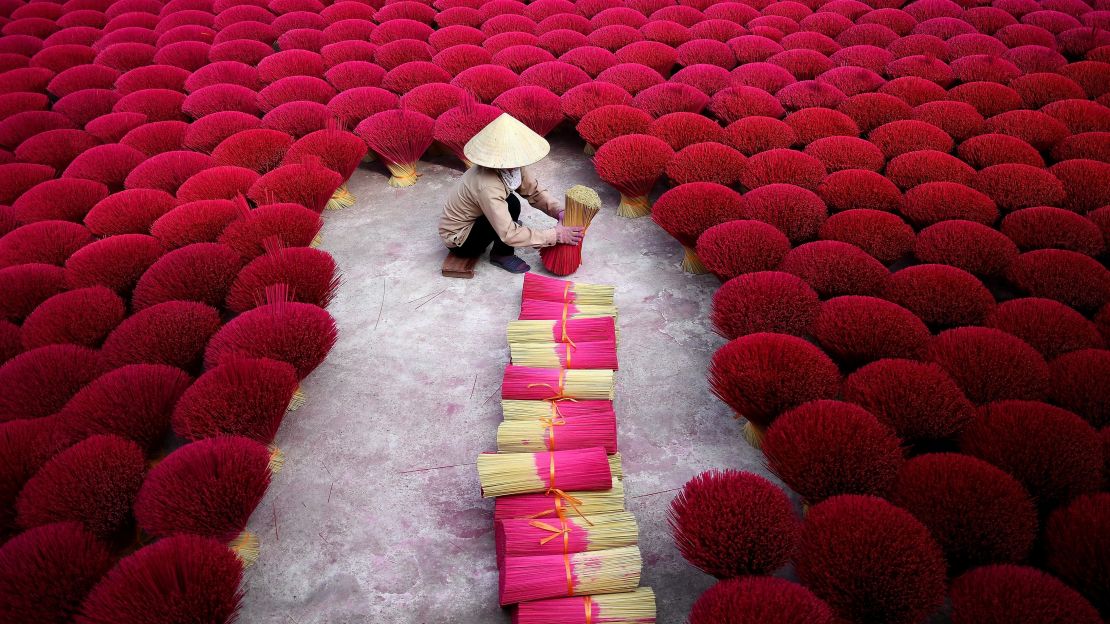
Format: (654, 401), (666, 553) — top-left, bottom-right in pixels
(477, 447), (614, 498)
(540, 186), (603, 276)
(510, 340), (619, 370)
(519, 300), (617, 321)
(513, 587), (658, 624)
(499, 545), (643, 605)
(497, 412), (618, 454)
(496, 511), (638, 560)
(502, 366), (615, 401)
(494, 481), (627, 522)
(507, 318), (617, 344)
(502, 400), (616, 422)
(523, 273), (615, 306)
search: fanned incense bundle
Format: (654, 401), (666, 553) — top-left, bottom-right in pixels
(519, 300), (617, 321)
(523, 273), (615, 306)
(495, 481), (626, 521)
(510, 340), (618, 370)
(540, 186), (603, 276)
(496, 511), (638, 559)
(502, 366), (615, 400)
(502, 400), (616, 422)
(513, 587), (657, 624)
(507, 318), (617, 344)
(497, 411), (618, 453)
(477, 447), (618, 497)
(499, 545), (643, 605)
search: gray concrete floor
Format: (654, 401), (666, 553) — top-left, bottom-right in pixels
(237, 131), (778, 624)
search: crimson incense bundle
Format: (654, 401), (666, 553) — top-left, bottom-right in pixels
(496, 511), (638, 560)
(510, 340), (618, 370)
(507, 318), (617, 345)
(497, 410), (618, 454)
(522, 273), (615, 306)
(499, 545), (642, 605)
(502, 400), (617, 422)
(502, 366), (615, 401)
(513, 587), (657, 624)
(540, 186), (603, 276)
(495, 481), (626, 522)
(477, 447), (615, 498)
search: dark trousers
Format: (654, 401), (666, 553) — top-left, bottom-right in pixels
(453, 194), (521, 258)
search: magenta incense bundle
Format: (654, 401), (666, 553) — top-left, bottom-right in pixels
(499, 545), (643, 605)
(507, 318), (617, 344)
(496, 511), (638, 560)
(510, 340), (619, 370)
(513, 587), (657, 624)
(497, 411), (618, 454)
(522, 273), (615, 306)
(502, 400), (617, 422)
(502, 366), (615, 401)
(494, 481), (626, 522)
(477, 447), (614, 498)
(519, 299), (617, 321)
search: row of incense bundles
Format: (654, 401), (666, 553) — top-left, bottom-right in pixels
(475, 273), (656, 622)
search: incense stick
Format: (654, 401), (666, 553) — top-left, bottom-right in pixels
(523, 273), (615, 306)
(509, 341), (619, 370)
(497, 412), (618, 454)
(502, 366), (615, 400)
(494, 481), (626, 521)
(513, 587), (657, 624)
(477, 447), (614, 498)
(519, 300), (618, 321)
(502, 400), (617, 422)
(499, 545), (643, 605)
(496, 511), (638, 559)
(507, 318), (618, 344)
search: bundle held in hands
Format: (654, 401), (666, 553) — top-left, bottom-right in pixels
(513, 587), (657, 624)
(540, 186), (602, 277)
(477, 447), (618, 497)
(499, 545), (643, 605)
(502, 366), (615, 400)
(497, 409), (618, 453)
(510, 340), (618, 370)
(523, 273), (615, 306)
(496, 511), (638, 560)
(507, 318), (617, 345)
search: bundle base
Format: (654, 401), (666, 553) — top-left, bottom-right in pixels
(230, 531), (260, 567)
(680, 247), (708, 274)
(327, 185), (355, 210)
(742, 421), (766, 450)
(287, 386), (305, 412)
(617, 195), (650, 218)
(386, 162), (419, 188)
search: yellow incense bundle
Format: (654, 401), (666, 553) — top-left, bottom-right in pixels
(564, 185), (602, 228)
(494, 480), (626, 521)
(514, 587), (657, 623)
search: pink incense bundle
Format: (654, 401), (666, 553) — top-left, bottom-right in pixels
(497, 411), (618, 454)
(519, 300), (617, 321)
(502, 366), (615, 401)
(496, 511), (638, 560)
(507, 317), (617, 344)
(494, 481), (626, 522)
(513, 587), (657, 624)
(509, 340), (618, 370)
(477, 447), (614, 498)
(502, 400), (616, 422)
(523, 273), (614, 306)
(499, 545), (642, 605)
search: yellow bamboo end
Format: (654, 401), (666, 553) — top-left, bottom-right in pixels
(583, 511), (640, 551)
(565, 185), (602, 228)
(326, 185), (355, 210)
(385, 162), (419, 187)
(509, 342), (564, 368)
(507, 320), (556, 344)
(608, 453), (623, 481)
(564, 369), (616, 400)
(583, 143), (596, 155)
(287, 386), (305, 412)
(267, 445), (285, 475)
(502, 399), (556, 420)
(592, 587), (657, 621)
(742, 421), (766, 450)
(681, 246), (709, 274)
(617, 194), (651, 218)
(570, 283), (616, 306)
(496, 419), (549, 453)
(230, 531), (260, 567)
(476, 453), (546, 498)
(571, 545), (642, 596)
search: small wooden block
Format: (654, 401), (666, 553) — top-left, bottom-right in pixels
(442, 252), (478, 279)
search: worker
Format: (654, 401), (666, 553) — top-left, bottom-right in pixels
(439, 113), (584, 274)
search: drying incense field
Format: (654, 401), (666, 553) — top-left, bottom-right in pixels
(1, 0), (1109, 623)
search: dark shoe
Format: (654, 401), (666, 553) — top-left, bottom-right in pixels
(490, 253), (530, 273)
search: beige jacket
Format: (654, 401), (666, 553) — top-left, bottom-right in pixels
(439, 165), (561, 249)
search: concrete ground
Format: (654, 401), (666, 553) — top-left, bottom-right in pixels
(237, 131), (780, 624)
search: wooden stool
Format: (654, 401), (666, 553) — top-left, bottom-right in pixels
(442, 251), (478, 279)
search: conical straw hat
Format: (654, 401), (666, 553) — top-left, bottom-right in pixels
(464, 113), (551, 169)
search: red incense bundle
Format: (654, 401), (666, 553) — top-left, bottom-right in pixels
(507, 318), (617, 344)
(510, 340), (618, 370)
(540, 186), (602, 276)
(496, 511), (638, 560)
(523, 273), (615, 306)
(497, 411), (618, 453)
(519, 300), (617, 321)
(495, 481), (626, 522)
(499, 545), (642, 605)
(502, 400), (616, 422)
(477, 447), (614, 498)
(502, 366), (615, 401)
(513, 587), (657, 624)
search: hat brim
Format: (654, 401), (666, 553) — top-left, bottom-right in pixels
(463, 113), (551, 169)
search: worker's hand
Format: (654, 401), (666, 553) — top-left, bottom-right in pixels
(556, 225), (584, 245)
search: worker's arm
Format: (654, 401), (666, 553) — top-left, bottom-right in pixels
(517, 167), (563, 219)
(478, 181), (558, 248)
